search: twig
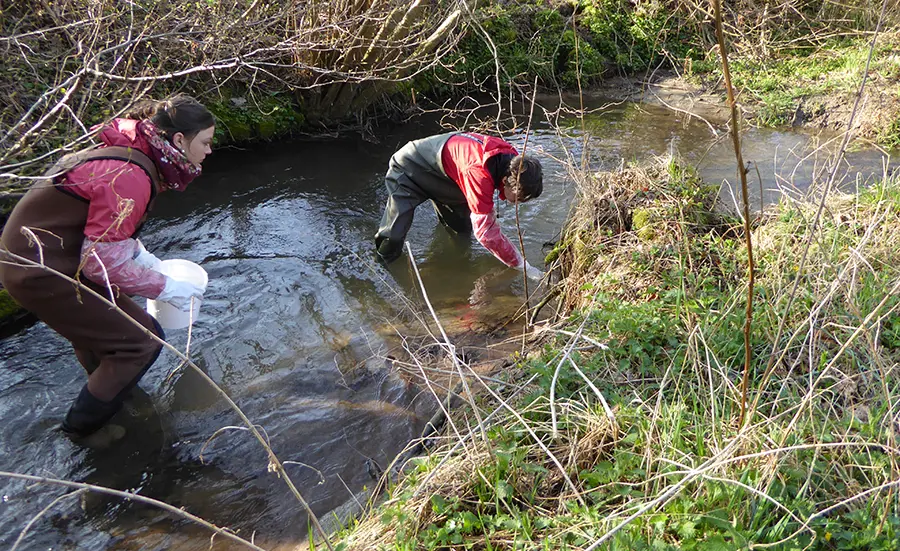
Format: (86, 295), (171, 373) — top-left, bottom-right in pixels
(712, 0), (755, 428)
(649, 89), (720, 137)
(89, 249), (117, 306)
(549, 312), (591, 439)
(514, 75), (539, 341)
(10, 489), (86, 551)
(536, 327), (609, 351)
(283, 461), (327, 485)
(0, 249), (334, 551)
(0, 471), (267, 551)
(567, 357), (616, 423)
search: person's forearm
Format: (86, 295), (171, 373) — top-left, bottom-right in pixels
(471, 212), (524, 268)
(80, 238), (167, 298)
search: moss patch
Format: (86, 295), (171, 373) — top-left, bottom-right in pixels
(632, 207), (656, 240)
(0, 289), (22, 319)
(207, 93), (307, 145)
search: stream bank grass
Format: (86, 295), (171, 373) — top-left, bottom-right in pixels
(333, 156), (900, 550)
(721, 32), (900, 134)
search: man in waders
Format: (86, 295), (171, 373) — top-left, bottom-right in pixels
(374, 131), (545, 280)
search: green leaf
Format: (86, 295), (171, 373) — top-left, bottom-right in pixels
(677, 520), (698, 539)
(697, 535), (731, 551)
(497, 480), (514, 500)
(431, 494), (448, 514)
(651, 513), (668, 533)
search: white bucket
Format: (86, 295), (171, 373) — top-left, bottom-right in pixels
(147, 259), (209, 330)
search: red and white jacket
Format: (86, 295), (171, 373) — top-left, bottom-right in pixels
(63, 120), (167, 298)
(440, 133), (525, 268)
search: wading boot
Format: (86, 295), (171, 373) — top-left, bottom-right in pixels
(375, 237), (404, 264)
(61, 385), (126, 449)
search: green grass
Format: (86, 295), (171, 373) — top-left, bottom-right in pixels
(332, 158), (900, 551)
(717, 38), (899, 127)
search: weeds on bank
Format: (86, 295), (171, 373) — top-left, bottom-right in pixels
(0, 0), (464, 176)
(335, 157), (900, 550)
(721, 35), (900, 127)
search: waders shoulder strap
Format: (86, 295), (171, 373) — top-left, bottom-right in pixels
(45, 146), (161, 191)
(44, 146), (161, 207)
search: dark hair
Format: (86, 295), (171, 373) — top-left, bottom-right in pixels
(125, 94), (215, 141)
(507, 155), (543, 200)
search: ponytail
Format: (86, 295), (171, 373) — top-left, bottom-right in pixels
(122, 99), (161, 122)
(124, 94), (215, 141)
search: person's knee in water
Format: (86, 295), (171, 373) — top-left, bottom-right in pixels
(0, 94), (216, 447)
(432, 200), (473, 235)
(374, 132), (546, 281)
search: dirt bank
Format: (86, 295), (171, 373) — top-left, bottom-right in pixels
(591, 69), (900, 143)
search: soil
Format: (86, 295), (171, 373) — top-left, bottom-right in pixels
(789, 77), (900, 140)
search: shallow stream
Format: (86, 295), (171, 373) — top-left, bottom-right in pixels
(0, 95), (895, 550)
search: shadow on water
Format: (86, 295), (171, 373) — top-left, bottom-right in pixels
(1, 95), (896, 549)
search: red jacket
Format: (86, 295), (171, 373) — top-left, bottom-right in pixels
(66, 119), (157, 241)
(65, 119), (167, 298)
(441, 133), (524, 268)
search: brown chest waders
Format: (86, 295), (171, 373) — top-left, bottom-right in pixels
(0, 147), (167, 438)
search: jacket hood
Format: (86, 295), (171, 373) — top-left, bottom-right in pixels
(96, 118), (202, 192)
(97, 119), (154, 156)
(479, 134), (518, 164)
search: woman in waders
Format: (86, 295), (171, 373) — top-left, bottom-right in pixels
(0, 95), (215, 447)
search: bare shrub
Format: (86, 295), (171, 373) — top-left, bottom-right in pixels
(0, 0), (465, 182)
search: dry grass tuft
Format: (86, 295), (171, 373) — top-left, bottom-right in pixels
(548, 156), (730, 312)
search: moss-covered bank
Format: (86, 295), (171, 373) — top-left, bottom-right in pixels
(205, 93), (307, 145)
(0, 289), (21, 320)
(0, 289), (27, 337)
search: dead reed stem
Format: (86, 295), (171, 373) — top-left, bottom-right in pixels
(712, 0), (755, 428)
(514, 76), (540, 342)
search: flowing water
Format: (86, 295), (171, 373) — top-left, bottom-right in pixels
(1, 95), (896, 550)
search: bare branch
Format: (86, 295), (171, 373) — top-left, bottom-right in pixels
(0, 470), (267, 551)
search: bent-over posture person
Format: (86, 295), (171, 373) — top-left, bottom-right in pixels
(0, 95), (215, 447)
(374, 131), (545, 280)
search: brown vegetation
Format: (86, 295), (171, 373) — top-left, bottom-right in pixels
(0, 0), (465, 182)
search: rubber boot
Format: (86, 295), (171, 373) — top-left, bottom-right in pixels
(62, 318), (163, 449)
(375, 236), (404, 264)
(61, 385), (126, 449)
